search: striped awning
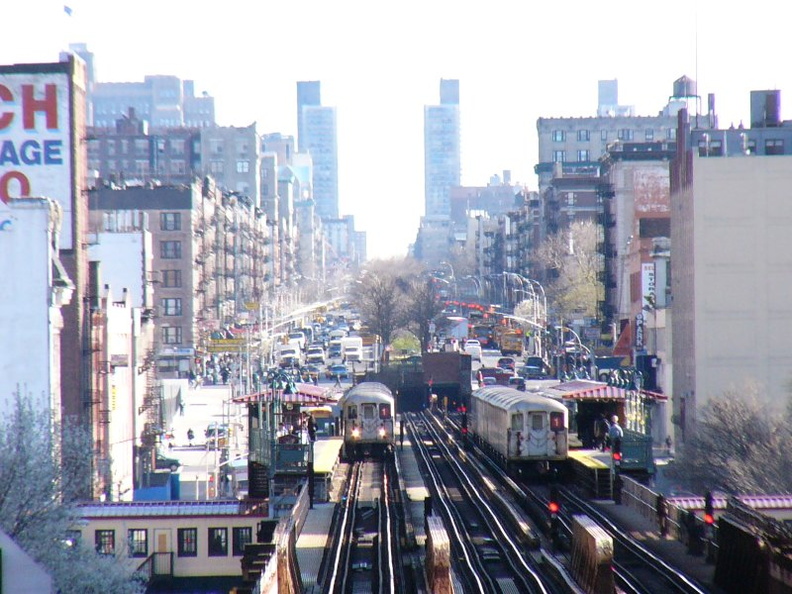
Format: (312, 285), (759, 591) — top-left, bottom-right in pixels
(232, 383), (340, 405)
(546, 379), (668, 402)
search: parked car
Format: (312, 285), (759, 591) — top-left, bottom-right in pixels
(325, 364), (349, 379)
(205, 422), (229, 446)
(155, 452), (181, 472)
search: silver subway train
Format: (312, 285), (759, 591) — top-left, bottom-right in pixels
(468, 386), (568, 474)
(339, 382), (395, 460)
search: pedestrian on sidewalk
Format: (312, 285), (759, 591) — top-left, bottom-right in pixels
(187, 428), (194, 447)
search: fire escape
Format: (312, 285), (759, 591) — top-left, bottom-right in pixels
(137, 348), (162, 474)
(596, 182), (617, 334)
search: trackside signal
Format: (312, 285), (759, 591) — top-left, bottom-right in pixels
(704, 491), (715, 525)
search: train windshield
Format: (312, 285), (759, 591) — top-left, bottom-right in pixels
(363, 404), (376, 420)
(379, 404), (392, 419)
(347, 405), (357, 420)
(531, 414), (544, 431)
(511, 413), (523, 430)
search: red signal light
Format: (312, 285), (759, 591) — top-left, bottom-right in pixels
(613, 452), (622, 462)
(704, 513), (714, 525)
(461, 427), (468, 435)
(548, 501), (560, 514)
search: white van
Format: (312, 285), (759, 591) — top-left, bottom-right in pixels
(464, 339), (482, 362)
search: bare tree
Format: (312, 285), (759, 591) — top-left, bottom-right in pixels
(0, 393), (145, 593)
(402, 277), (448, 352)
(535, 220), (601, 320)
(667, 383), (792, 494)
(353, 258), (417, 349)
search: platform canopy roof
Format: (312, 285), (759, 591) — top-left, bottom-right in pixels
(542, 379), (668, 402)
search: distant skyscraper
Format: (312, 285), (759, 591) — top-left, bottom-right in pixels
(424, 79), (461, 217)
(296, 81), (321, 152)
(297, 81), (339, 219)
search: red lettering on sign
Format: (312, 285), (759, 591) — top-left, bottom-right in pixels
(23, 84), (58, 130)
(0, 85), (13, 130)
(0, 171), (31, 203)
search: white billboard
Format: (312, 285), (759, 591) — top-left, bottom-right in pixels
(0, 72), (73, 248)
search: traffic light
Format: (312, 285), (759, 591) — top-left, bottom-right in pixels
(612, 437), (622, 465)
(704, 491), (715, 525)
(548, 484), (561, 515)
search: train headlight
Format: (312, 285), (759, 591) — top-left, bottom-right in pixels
(351, 427), (360, 439)
(378, 427), (386, 439)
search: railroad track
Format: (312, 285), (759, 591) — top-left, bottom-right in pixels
(440, 410), (711, 594)
(324, 459), (400, 594)
(408, 411), (557, 594)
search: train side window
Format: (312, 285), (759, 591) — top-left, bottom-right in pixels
(511, 413), (523, 431)
(379, 404), (392, 419)
(363, 404), (376, 420)
(347, 406), (357, 420)
(550, 412), (565, 431)
(531, 414), (544, 431)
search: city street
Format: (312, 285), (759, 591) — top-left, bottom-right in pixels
(165, 368), (354, 500)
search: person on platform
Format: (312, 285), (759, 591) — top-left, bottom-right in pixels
(608, 415), (623, 450)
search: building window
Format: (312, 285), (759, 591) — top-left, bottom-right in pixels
(551, 130), (565, 142)
(208, 527), (228, 557)
(171, 160), (186, 175)
(746, 139), (757, 154)
(162, 269), (182, 288)
(161, 298), (182, 316)
(765, 139), (784, 155)
(577, 149), (590, 162)
(128, 529), (148, 558)
(161, 326), (183, 344)
(645, 129), (654, 141)
(577, 130), (590, 141)
(178, 528), (197, 557)
(617, 129), (634, 141)
(95, 530), (115, 555)
(161, 241), (182, 259)
(666, 128), (677, 140)
(210, 161), (224, 174)
(171, 139), (186, 155)
(552, 150), (565, 163)
(236, 160), (250, 173)
(160, 212), (181, 231)
(232, 527), (252, 556)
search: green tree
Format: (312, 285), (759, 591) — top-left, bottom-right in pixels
(0, 393), (144, 593)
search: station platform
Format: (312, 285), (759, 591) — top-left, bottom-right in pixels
(396, 436), (430, 548)
(590, 498), (725, 593)
(296, 437), (345, 591)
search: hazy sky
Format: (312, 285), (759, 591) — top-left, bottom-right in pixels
(4, 1), (790, 258)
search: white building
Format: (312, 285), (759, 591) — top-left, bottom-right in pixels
(89, 224), (155, 500)
(0, 198), (73, 423)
